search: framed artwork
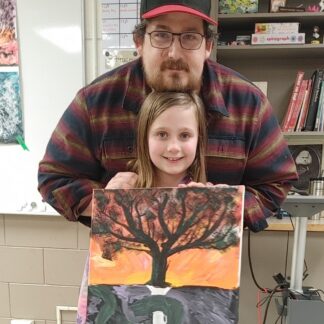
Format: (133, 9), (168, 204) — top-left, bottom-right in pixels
(289, 144), (323, 195)
(269, 0), (287, 12)
(87, 186), (245, 323)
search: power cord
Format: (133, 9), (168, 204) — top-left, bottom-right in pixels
(247, 228), (291, 324)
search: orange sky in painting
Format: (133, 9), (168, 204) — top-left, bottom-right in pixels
(89, 236), (241, 289)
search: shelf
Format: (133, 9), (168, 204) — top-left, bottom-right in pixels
(283, 131), (324, 145)
(267, 217), (324, 232)
(218, 12), (324, 28)
(216, 44), (324, 60)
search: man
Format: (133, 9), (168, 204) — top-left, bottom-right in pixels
(38, 0), (297, 232)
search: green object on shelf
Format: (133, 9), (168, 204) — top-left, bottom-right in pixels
(219, 0), (258, 14)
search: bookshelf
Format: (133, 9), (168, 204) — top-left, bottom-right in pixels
(213, 1), (324, 231)
(214, 0), (324, 123)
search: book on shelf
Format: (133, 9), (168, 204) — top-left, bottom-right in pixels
(286, 79), (308, 132)
(295, 79), (313, 132)
(251, 33), (305, 45)
(281, 71), (305, 132)
(278, 6), (305, 12)
(304, 69), (324, 131)
(314, 81), (324, 132)
(254, 22), (300, 34)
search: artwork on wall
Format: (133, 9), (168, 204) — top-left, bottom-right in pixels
(0, 0), (23, 144)
(0, 0), (19, 65)
(0, 66), (22, 143)
(86, 186), (245, 323)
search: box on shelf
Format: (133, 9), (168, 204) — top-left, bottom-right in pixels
(255, 22), (300, 34)
(251, 33), (305, 45)
(236, 35), (251, 45)
(219, 0), (258, 14)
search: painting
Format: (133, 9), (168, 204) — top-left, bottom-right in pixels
(0, 0), (19, 65)
(87, 185), (245, 323)
(289, 144), (323, 195)
(0, 0), (22, 144)
(0, 67), (23, 143)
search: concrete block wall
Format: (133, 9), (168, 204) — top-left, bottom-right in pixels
(0, 214), (89, 323)
(1, 213), (324, 323)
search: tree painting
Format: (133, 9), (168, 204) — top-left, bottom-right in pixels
(87, 186), (245, 323)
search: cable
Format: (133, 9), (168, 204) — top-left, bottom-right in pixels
(284, 230), (290, 278)
(247, 229), (271, 293)
(262, 284), (282, 324)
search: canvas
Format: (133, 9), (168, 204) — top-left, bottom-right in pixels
(0, 67), (22, 143)
(87, 185), (245, 324)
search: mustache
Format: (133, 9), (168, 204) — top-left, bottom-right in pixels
(161, 59), (190, 72)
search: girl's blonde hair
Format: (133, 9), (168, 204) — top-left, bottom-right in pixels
(131, 91), (207, 188)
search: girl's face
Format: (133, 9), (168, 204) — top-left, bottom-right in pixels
(148, 104), (198, 187)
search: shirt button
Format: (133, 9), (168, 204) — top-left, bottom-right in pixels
(127, 146), (133, 153)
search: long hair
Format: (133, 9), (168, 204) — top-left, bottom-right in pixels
(131, 91), (207, 188)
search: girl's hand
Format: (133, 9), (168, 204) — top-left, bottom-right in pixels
(105, 172), (138, 189)
(178, 181), (214, 188)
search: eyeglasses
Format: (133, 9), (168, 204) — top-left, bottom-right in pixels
(146, 31), (205, 50)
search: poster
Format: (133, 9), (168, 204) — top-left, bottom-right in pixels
(87, 186), (245, 323)
(0, 0), (23, 143)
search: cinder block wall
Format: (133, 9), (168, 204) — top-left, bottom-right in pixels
(1, 214), (324, 323)
(0, 214), (89, 323)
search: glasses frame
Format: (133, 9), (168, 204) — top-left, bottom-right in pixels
(146, 31), (205, 50)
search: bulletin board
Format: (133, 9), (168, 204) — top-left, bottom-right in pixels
(100, 0), (140, 71)
(0, 0), (84, 215)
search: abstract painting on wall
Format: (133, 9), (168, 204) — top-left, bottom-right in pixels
(0, 67), (22, 143)
(0, 0), (19, 65)
(87, 185), (245, 324)
(0, 0), (22, 144)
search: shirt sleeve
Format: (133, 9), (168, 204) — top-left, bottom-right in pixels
(242, 95), (298, 232)
(38, 88), (105, 221)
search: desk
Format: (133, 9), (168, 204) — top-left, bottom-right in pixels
(280, 196), (324, 324)
(267, 218), (324, 232)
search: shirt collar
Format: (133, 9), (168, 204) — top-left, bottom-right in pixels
(123, 58), (229, 117)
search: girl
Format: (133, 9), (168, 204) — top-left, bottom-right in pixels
(77, 91), (207, 322)
(132, 90), (207, 187)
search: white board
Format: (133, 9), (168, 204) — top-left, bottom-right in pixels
(0, 0), (85, 215)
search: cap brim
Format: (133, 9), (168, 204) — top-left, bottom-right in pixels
(142, 5), (218, 26)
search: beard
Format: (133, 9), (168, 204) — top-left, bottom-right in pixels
(144, 58), (202, 92)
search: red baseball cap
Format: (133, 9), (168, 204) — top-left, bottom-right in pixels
(141, 0), (218, 26)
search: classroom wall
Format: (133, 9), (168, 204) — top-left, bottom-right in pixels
(1, 215), (324, 323)
(1, 1), (323, 323)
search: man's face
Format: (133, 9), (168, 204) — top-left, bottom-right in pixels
(136, 13), (213, 92)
